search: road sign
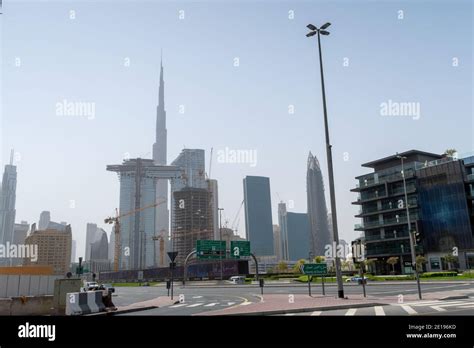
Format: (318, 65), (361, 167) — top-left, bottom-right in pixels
(167, 251), (178, 262)
(196, 240), (226, 260)
(230, 241), (250, 258)
(301, 263), (327, 276)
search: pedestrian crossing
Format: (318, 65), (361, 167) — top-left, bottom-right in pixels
(291, 297), (474, 316)
(170, 300), (242, 309)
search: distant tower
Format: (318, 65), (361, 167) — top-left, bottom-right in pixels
(307, 152), (332, 256)
(152, 54), (170, 263)
(0, 150), (17, 249)
(38, 211), (51, 230)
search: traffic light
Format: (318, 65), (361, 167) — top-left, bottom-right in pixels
(413, 231), (421, 245)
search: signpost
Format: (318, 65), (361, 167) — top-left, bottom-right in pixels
(230, 241), (251, 259)
(167, 252), (178, 300)
(301, 263), (328, 296)
(196, 240), (226, 260)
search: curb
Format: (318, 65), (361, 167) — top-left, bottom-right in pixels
(86, 305), (158, 316)
(439, 295), (470, 300)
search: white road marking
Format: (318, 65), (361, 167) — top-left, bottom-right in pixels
(284, 313), (295, 316)
(400, 305), (417, 315)
(171, 303), (187, 308)
(192, 296), (203, 299)
(430, 306), (446, 312)
(187, 303), (204, 308)
(311, 311), (322, 316)
(345, 308), (357, 316)
(240, 302), (252, 306)
(224, 302), (235, 306)
(204, 303), (218, 307)
(374, 306), (385, 316)
(457, 304), (474, 309)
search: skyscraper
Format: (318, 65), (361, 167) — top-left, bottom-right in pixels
(0, 154), (17, 249)
(243, 176), (274, 256)
(152, 56), (170, 262)
(71, 239), (76, 264)
(273, 225), (282, 261)
(278, 202), (289, 260)
(286, 212), (311, 261)
(38, 211), (51, 230)
(307, 152), (332, 256)
(90, 228), (108, 261)
(85, 223), (98, 261)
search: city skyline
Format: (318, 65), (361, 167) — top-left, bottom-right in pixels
(1, 1), (472, 261)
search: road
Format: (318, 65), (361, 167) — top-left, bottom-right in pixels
(113, 281), (474, 316)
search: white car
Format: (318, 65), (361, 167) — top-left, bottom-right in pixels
(83, 281), (99, 291)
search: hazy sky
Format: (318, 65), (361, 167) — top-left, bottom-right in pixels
(1, 0), (472, 261)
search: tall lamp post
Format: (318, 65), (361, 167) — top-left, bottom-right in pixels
(218, 208), (224, 281)
(396, 153), (422, 300)
(306, 22), (345, 299)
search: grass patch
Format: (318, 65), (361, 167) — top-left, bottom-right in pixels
(111, 282), (160, 287)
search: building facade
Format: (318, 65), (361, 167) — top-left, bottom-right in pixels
(352, 150), (474, 274)
(24, 226), (72, 275)
(243, 176), (274, 256)
(272, 225), (282, 261)
(307, 152), (332, 256)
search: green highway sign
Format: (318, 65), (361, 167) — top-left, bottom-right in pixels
(230, 241), (251, 258)
(196, 240), (226, 260)
(301, 263), (327, 276)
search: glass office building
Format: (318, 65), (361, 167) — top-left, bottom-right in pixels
(243, 176), (274, 256)
(352, 150), (474, 274)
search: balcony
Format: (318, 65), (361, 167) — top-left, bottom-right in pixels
(467, 174), (474, 182)
(354, 216), (417, 231)
(352, 191), (388, 204)
(364, 232), (410, 243)
(352, 170), (415, 192)
(356, 200), (418, 217)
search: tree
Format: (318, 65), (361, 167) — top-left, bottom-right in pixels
(443, 254), (458, 270)
(293, 259), (306, 274)
(415, 255), (427, 272)
(277, 261), (288, 273)
(444, 149), (457, 158)
(387, 257), (399, 274)
(363, 258), (376, 274)
(314, 256), (325, 263)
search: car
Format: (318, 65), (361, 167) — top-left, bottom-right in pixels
(82, 281), (99, 291)
(101, 283), (115, 293)
(229, 276), (245, 284)
(345, 276), (368, 285)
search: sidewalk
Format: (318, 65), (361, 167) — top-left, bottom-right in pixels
(198, 288), (474, 316)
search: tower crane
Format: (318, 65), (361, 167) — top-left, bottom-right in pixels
(105, 200), (166, 272)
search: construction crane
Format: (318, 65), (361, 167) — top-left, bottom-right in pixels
(105, 200), (166, 272)
(231, 200), (244, 235)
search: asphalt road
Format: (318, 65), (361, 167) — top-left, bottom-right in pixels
(113, 281), (474, 316)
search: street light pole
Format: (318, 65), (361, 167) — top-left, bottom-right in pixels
(218, 208), (224, 281)
(306, 22), (345, 299)
(397, 154), (422, 300)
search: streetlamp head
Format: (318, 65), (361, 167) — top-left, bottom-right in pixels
(307, 24), (317, 31)
(321, 22), (331, 30)
(320, 30), (330, 35)
(306, 31), (317, 37)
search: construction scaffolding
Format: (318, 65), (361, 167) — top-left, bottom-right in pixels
(172, 188), (214, 265)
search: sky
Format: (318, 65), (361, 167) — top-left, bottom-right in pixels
(1, 0), (472, 262)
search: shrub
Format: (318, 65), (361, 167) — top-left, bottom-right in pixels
(420, 271), (458, 278)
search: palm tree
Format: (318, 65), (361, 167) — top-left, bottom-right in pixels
(314, 256), (325, 263)
(387, 257), (399, 274)
(364, 259), (376, 274)
(444, 149), (457, 158)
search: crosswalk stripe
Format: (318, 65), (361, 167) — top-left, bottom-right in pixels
(432, 301), (471, 308)
(311, 311), (322, 316)
(284, 313), (295, 316)
(430, 306), (446, 312)
(204, 303), (218, 307)
(400, 305), (417, 315)
(400, 301), (442, 306)
(187, 303), (204, 307)
(458, 304), (474, 308)
(171, 303), (187, 308)
(374, 306), (385, 316)
(345, 308), (357, 316)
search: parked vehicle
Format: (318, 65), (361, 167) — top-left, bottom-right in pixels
(229, 276), (245, 284)
(345, 276), (368, 285)
(100, 283), (115, 293)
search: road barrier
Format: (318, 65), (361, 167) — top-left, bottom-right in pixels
(65, 291), (106, 316)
